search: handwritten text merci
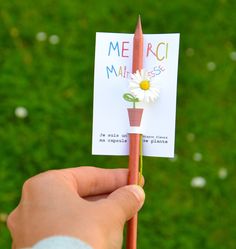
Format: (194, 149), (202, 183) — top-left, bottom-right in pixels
(108, 41), (169, 60)
(106, 41), (168, 79)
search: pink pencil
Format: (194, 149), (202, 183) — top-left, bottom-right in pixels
(126, 16), (143, 249)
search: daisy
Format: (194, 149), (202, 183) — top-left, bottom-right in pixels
(15, 106), (28, 119)
(218, 168), (228, 179)
(49, 34), (60, 45)
(191, 176), (206, 188)
(129, 69), (160, 103)
(36, 32), (47, 42)
(229, 51), (236, 61)
(193, 152), (202, 162)
(206, 61), (216, 71)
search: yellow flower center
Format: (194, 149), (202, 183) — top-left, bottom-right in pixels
(140, 80), (150, 90)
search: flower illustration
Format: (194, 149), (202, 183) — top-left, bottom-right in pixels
(129, 69), (160, 103)
(123, 93), (139, 108)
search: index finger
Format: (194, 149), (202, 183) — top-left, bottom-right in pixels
(59, 167), (129, 197)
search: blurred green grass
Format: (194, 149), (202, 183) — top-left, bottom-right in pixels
(0, 0), (236, 248)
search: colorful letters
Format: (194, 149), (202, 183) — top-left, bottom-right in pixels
(106, 40), (168, 79)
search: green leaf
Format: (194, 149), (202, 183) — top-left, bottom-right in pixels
(123, 93), (139, 103)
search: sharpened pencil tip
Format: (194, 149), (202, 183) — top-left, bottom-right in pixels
(135, 15), (143, 36)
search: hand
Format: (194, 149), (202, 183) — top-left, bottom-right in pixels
(7, 167), (145, 249)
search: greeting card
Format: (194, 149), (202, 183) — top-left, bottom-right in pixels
(92, 32), (179, 157)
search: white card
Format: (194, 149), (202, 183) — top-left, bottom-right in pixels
(92, 32), (180, 157)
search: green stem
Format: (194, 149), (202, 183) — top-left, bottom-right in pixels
(139, 134), (143, 185)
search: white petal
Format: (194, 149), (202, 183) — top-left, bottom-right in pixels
(130, 78), (139, 85)
(131, 87), (141, 96)
(129, 82), (140, 89)
(140, 69), (145, 78)
(144, 94), (151, 103)
(132, 89), (145, 101)
(132, 73), (142, 83)
(149, 93), (156, 102)
(150, 87), (160, 96)
(147, 91), (155, 102)
(151, 86), (160, 94)
(136, 73), (143, 82)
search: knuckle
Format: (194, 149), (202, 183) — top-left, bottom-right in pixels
(21, 170), (57, 193)
(6, 209), (17, 231)
(21, 176), (41, 198)
(22, 178), (35, 194)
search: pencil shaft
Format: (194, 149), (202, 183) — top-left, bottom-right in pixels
(128, 133), (140, 184)
(127, 134), (140, 249)
(126, 16), (143, 249)
(127, 214), (138, 249)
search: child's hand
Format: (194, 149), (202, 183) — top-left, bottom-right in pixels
(7, 167), (145, 249)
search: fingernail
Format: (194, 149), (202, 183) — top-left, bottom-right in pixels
(138, 173), (145, 186)
(129, 185), (145, 209)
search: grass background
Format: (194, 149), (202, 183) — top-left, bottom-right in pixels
(1, 0), (236, 248)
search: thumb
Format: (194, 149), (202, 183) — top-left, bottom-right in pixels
(107, 185), (145, 222)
